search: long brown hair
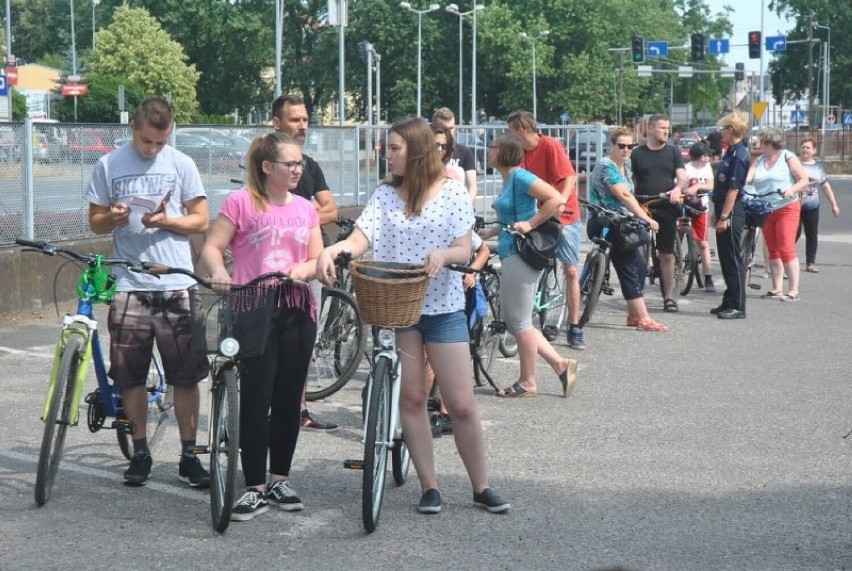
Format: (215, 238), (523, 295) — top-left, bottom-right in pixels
(430, 123), (455, 165)
(389, 117), (444, 217)
(244, 131), (300, 212)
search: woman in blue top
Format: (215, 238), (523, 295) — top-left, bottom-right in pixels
(479, 133), (576, 398)
(588, 127), (665, 331)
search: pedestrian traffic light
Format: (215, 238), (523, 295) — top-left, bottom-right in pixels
(748, 31), (761, 59)
(690, 33), (705, 61)
(631, 36), (645, 63)
(735, 62), (745, 81)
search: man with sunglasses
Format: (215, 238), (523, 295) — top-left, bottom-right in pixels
(631, 114), (687, 313)
(507, 110), (585, 351)
(272, 94), (340, 432)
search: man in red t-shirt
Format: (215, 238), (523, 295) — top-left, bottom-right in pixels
(507, 111), (584, 350)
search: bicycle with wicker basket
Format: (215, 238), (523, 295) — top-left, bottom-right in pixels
(341, 259), (428, 533)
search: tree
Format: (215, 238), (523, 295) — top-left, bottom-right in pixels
(86, 6), (200, 121)
(11, 90), (27, 120)
(766, 0), (851, 117)
(53, 73), (146, 123)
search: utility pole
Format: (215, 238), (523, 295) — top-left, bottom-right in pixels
(807, 11), (814, 128)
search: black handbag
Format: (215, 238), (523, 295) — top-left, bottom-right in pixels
(510, 171), (561, 271)
(614, 220), (651, 252)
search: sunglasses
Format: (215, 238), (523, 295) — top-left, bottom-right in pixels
(616, 143), (638, 150)
(435, 143), (448, 150)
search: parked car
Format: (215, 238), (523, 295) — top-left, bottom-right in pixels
(568, 129), (611, 173)
(0, 127), (21, 163)
(67, 129), (117, 162)
(33, 131), (64, 164)
(675, 131), (701, 160)
(181, 127), (250, 159)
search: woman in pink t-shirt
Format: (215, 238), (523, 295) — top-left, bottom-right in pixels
(202, 131), (323, 522)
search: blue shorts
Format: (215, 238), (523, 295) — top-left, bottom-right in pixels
(555, 220), (582, 267)
(398, 310), (469, 344)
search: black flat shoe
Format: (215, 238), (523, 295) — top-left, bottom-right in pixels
(717, 308), (746, 319)
(710, 305), (730, 315)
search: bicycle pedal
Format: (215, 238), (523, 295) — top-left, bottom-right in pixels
(602, 286), (614, 296)
(489, 321), (507, 334)
(193, 446), (210, 455)
(112, 418), (136, 435)
(344, 459), (365, 470)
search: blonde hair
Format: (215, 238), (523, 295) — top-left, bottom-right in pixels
(719, 111), (749, 140)
(389, 117), (445, 217)
(609, 126), (633, 144)
(244, 132), (300, 212)
(432, 107), (456, 126)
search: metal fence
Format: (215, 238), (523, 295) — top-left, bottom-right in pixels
(0, 120), (610, 246)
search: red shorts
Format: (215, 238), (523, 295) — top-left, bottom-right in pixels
(691, 210), (709, 242)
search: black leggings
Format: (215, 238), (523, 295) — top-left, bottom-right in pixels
(797, 206), (819, 266)
(238, 308), (317, 487)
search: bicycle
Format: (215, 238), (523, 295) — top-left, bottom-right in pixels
(739, 187), (781, 291)
(635, 192), (686, 305)
(577, 199), (647, 326)
(474, 217), (561, 345)
(674, 193), (710, 296)
(145, 264), (304, 532)
(305, 218), (367, 402)
(17, 239), (172, 507)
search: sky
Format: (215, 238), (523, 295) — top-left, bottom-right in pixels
(704, 0), (795, 72)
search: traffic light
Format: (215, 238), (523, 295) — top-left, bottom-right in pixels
(690, 33), (705, 61)
(748, 31), (761, 59)
(631, 36), (645, 63)
(735, 62), (745, 81)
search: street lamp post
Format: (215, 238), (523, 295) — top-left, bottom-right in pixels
(470, 4), (483, 125)
(400, 2), (440, 118)
(91, 0), (100, 50)
(813, 22), (831, 133)
(446, 3), (484, 124)
(519, 30), (549, 118)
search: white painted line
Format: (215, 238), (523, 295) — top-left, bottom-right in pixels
(0, 448), (209, 503)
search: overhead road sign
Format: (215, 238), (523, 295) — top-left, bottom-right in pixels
(647, 41), (668, 57)
(636, 65), (652, 77)
(678, 66), (693, 78)
(708, 38), (730, 55)
(766, 36), (786, 52)
(791, 109), (806, 124)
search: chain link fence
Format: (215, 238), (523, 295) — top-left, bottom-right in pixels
(1, 121), (610, 246)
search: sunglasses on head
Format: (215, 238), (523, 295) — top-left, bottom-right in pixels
(616, 142), (638, 150)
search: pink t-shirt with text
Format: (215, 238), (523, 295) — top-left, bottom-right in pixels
(218, 188), (319, 285)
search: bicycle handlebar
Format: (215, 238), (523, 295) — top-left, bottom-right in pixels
(578, 198), (648, 226)
(16, 238), (151, 271)
(741, 187), (784, 198)
(445, 263), (498, 276)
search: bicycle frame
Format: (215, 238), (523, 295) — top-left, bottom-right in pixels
(363, 328), (403, 455)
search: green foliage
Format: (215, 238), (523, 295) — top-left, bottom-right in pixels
(86, 6), (200, 121)
(35, 53), (65, 71)
(192, 112), (236, 125)
(52, 74), (146, 123)
(11, 90), (28, 120)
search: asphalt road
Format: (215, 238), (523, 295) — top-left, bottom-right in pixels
(1, 180), (851, 570)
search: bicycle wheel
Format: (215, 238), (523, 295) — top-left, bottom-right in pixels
(537, 261), (566, 340)
(678, 230), (700, 296)
(35, 336), (84, 506)
(644, 240), (657, 286)
(486, 272), (517, 358)
(578, 249), (606, 327)
(662, 233), (684, 303)
(117, 352), (174, 460)
(362, 356), (391, 533)
(306, 289), (366, 402)
(210, 368), (240, 533)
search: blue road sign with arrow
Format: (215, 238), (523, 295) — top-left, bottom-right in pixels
(765, 36), (786, 51)
(843, 113), (852, 126)
(708, 39), (729, 55)
(647, 41), (668, 57)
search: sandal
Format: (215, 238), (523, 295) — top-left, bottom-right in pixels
(760, 290), (782, 299)
(663, 298), (679, 313)
(806, 264), (819, 273)
(497, 382), (538, 398)
(636, 319), (669, 332)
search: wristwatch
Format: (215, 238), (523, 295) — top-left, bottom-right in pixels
(719, 213), (731, 221)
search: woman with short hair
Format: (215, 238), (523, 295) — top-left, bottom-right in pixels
(745, 127), (809, 301)
(797, 137), (840, 273)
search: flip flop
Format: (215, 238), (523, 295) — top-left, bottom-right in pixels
(558, 360), (578, 398)
(498, 382), (537, 398)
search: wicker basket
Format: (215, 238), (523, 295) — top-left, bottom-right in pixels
(349, 260), (429, 328)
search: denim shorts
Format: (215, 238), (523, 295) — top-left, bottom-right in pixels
(398, 310), (469, 344)
(555, 220), (582, 267)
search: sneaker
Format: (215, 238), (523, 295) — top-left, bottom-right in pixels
(266, 480), (304, 511)
(431, 413), (453, 435)
(473, 488), (511, 513)
(418, 488), (442, 514)
(124, 452), (152, 487)
(231, 490), (269, 522)
(178, 455), (211, 489)
(567, 325), (586, 350)
(300, 410), (339, 432)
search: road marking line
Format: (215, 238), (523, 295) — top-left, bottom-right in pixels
(0, 345), (54, 358)
(0, 448), (209, 503)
